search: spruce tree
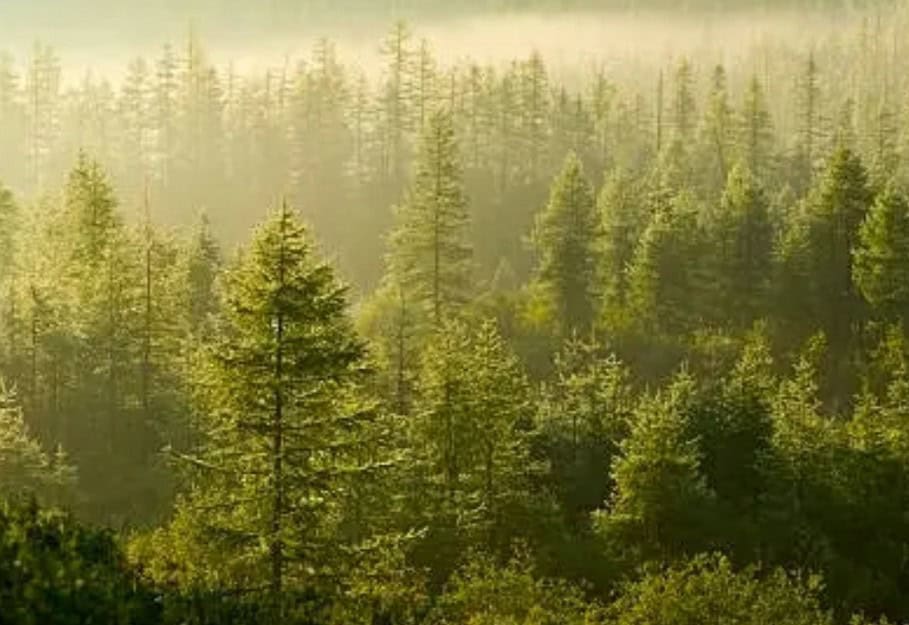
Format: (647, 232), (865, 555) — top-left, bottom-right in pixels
(410, 320), (535, 563)
(388, 108), (472, 327)
(537, 336), (633, 524)
(672, 58), (697, 143)
(709, 165), (774, 329)
(853, 184), (909, 324)
(0, 382), (75, 502)
(739, 75), (774, 181)
(599, 169), (644, 323)
(777, 147), (873, 357)
(181, 211), (221, 342)
(626, 191), (707, 336)
(0, 184), (18, 285)
(595, 372), (714, 562)
(531, 153), (600, 334)
(700, 65), (734, 193)
(176, 203), (375, 611)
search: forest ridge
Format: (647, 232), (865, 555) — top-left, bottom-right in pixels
(4, 6), (909, 625)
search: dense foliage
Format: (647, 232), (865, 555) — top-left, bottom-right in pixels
(6, 5), (909, 624)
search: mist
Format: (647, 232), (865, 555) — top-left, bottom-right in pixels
(6, 2), (909, 624)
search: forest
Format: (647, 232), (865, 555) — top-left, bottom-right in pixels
(6, 1), (909, 623)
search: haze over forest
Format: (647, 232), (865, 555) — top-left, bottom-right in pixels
(7, 1), (909, 624)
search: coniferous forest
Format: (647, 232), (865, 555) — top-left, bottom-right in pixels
(9, 1), (909, 623)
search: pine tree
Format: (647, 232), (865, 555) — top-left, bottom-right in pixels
(62, 153), (148, 522)
(117, 58), (152, 204)
(0, 185), (18, 286)
(388, 109), (472, 327)
(531, 153), (600, 334)
(290, 38), (352, 247)
(152, 43), (179, 193)
(181, 211), (221, 341)
(853, 184), (909, 324)
(0, 52), (26, 190)
(411, 39), (438, 134)
(177, 203), (376, 611)
(356, 274), (425, 416)
(519, 51), (550, 180)
(24, 42), (61, 193)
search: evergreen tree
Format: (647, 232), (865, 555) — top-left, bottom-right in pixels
(409, 320), (536, 569)
(598, 169), (643, 323)
(708, 165), (774, 329)
(671, 58), (697, 143)
(388, 109), (472, 327)
(519, 52), (550, 181)
(794, 52), (825, 187)
(777, 147), (873, 358)
(537, 336), (633, 524)
(0, 184), (18, 286)
(0, 382), (75, 502)
(175, 203), (375, 612)
(62, 153), (151, 522)
(739, 75), (774, 182)
(626, 191), (708, 336)
(181, 211), (221, 342)
(378, 20), (414, 183)
(595, 371), (714, 562)
(608, 555), (830, 625)
(700, 65), (735, 193)
(853, 184), (909, 324)
(531, 153), (600, 334)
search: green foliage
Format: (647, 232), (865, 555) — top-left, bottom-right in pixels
(598, 169), (644, 325)
(853, 184), (909, 323)
(170, 203), (379, 608)
(537, 336), (633, 524)
(706, 165), (774, 329)
(405, 320), (544, 586)
(532, 153), (601, 334)
(430, 549), (597, 625)
(595, 371), (715, 563)
(626, 192), (708, 336)
(0, 498), (159, 625)
(389, 108), (473, 327)
(0, 383), (75, 502)
(607, 554), (830, 625)
(776, 147), (873, 365)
